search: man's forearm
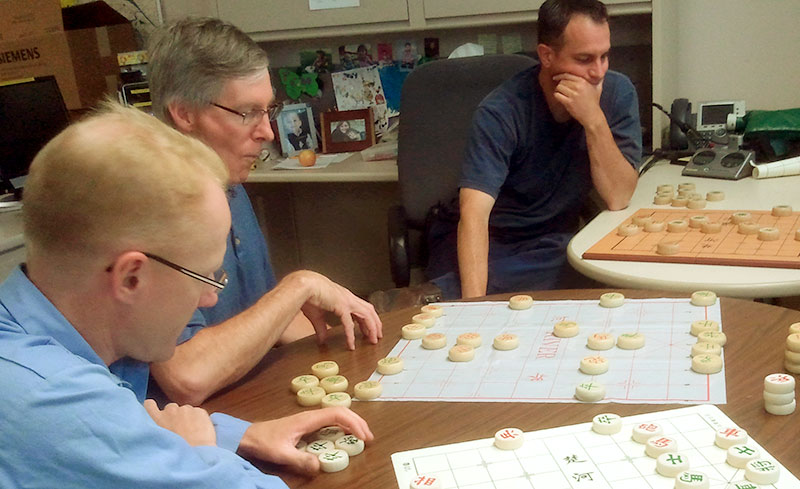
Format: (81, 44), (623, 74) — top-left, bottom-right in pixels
(584, 117), (638, 210)
(457, 217), (489, 298)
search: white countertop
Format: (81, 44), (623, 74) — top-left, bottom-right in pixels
(567, 160), (800, 298)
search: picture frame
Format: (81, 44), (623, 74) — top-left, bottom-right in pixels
(320, 109), (375, 153)
(277, 103), (318, 157)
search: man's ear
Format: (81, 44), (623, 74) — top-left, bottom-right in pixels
(537, 43), (554, 68)
(167, 101), (196, 134)
(107, 251), (148, 304)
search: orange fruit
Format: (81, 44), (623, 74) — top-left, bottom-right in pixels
(298, 149), (317, 167)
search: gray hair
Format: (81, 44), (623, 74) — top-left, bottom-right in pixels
(147, 17), (270, 125)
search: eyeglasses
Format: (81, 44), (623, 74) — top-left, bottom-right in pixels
(143, 252), (228, 292)
(211, 102), (281, 126)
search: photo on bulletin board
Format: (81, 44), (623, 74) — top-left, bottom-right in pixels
(395, 40), (419, 71)
(277, 103), (318, 157)
(320, 109), (375, 154)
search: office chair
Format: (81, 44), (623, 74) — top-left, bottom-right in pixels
(388, 54), (537, 287)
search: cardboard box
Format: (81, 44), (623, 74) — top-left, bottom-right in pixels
(0, 0), (63, 42)
(0, 1), (137, 110)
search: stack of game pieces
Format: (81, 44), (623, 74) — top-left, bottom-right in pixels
(763, 373), (795, 416)
(786, 322), (800, 374)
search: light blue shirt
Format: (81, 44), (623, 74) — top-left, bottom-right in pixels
(0, 267), (288, 489)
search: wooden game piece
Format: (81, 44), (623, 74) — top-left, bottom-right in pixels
(410, 476), (442, 489)
(587, 332), (615, 350)
(745, 459), (781, 485)
(691, 353), (723, 374)
(448, 344), (475, 362)
(758, 227), (780, 241)
(306, 439), (335, 455)
(508, 294), (533, 310)
(312, 361), (339, 379)
(690, 319), (720, 336)
(296, 440), (308, 451)
(675, 470), (710, 489)
(580, 355), (609, 375)
(591, 413), (622, 434)
(297, 386), (326, 406)
(353, 380), (382, 400)
(787, 333), (800, 353)
(599, 292), (625, 308)
(645, 436), (678, 458)
(335, 435), (365, 456)
(738, 221), (760, 235)
(796, 229), (800, 241)
(772, 204), (793, 217)
(657, 184), (675, 193)
(632, 215), (653, 226)
(317, 426), (346, 441)
(377, 356), (404, 375)
(574, 381), (605, 402)
(697, 330), (727, 346)
(420, 304), (444, 317)
(706, 191), (725, 201)
(727, 444), (760, 468)
(657, 240), (681, 255)
(715, 427), (748, 449)
(668, 219), (689, 232)
(678, 182), (695, 191)
(320, 375), (348, 393)
(493, 333), (519, 350)
(318, 449), (349, 473)
(687, 197), (707, 209)
(790, 322), (800, 335)
(494, 428), (524, 450)
(456, 332), (482, 348)
(763, 390), (794, 405)
(421, 333), (447, 350)
(700, 221), (722, 234)
(657, 452), (690, 477)
(616, 332), (645, 350)
(691, 341), (721, 357)
(321, 392), (352, 408)
(631, 422), (663, 443)
(402, 323), (427, 340)
(731, 211), (752, 224)
(644, 220), (666, 232)
(617, 223), (641, 236)
(553, 320), (579, 338)
(764, 373), (796, 394)
(687, 215), (708, 229)
(671, 197), (689, 207)
(412, 313), (436, 328)
(653, 194), (672, 205)
(291, 374), (320, 393)
(691, 290), (717, 306)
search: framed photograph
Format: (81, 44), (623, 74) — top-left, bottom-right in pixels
(277, 103), (318, 157)
(320, 109), (375, 154)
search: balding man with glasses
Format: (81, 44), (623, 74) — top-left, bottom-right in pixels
(143, 17), (382, 408)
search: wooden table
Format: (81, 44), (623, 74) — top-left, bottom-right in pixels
(202, 289), (800, 488)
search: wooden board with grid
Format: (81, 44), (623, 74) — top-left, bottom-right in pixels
(583, 208), (800, 269)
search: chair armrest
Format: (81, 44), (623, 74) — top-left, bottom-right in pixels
(388, 204), (411, 287)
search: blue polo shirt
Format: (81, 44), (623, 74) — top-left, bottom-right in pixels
(0, 267), (287, 489)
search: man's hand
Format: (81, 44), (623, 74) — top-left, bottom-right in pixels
(238, 407), (374, 474)
(143, 399), (216, 447)
(294, 271), (382, 350)
(552, 73), (604, 128)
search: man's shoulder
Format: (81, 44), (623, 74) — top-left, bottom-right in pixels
(483, 65), (539, 108)
(603, 69), (636, 94)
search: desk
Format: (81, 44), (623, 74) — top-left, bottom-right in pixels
(245, 152), (399, 296)
(568, 161), (800, 299)
(201, 289), (800, 489)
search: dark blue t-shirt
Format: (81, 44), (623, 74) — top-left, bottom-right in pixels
(461, 64), (642, 243)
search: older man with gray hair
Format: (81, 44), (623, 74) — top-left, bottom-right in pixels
(143, 18), (382, 407)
